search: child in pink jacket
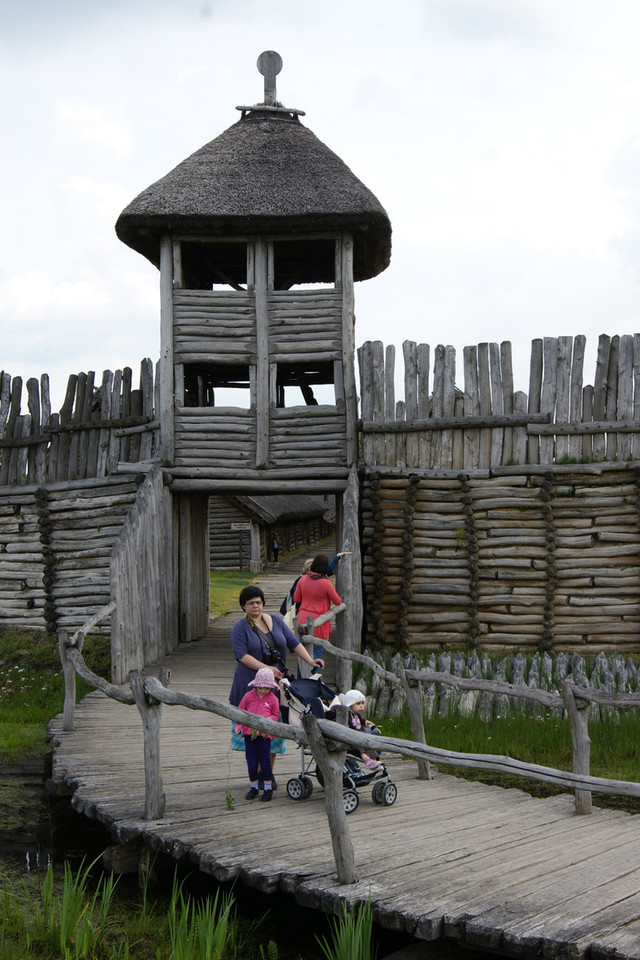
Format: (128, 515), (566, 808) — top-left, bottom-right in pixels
(234, 668), (281, 801)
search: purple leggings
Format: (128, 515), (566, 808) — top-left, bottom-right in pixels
(244, 735), (273, 783)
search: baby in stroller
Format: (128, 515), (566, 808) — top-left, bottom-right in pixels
(281, 675), (397, 811)
(326, 689), (382, 768)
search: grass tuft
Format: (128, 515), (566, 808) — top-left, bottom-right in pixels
(316, 900), (377, 960)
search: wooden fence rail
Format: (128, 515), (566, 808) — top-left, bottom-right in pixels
(358, 333), (640, 470)
(58, 606), (640, 886)
(306, 635), (640, 815)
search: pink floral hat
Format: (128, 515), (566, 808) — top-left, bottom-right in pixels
(248, 668), (279, 689)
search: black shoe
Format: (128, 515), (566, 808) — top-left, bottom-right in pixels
(261, 790), (273, 802)
(245, 787), (259, 800)
(257, 774), (264, 789)
(271, 775), (278, 791)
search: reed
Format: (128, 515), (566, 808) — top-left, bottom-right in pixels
(316, 900), (377, 960)
(0, 863), (284, 959)
(166, 872), (256, 960)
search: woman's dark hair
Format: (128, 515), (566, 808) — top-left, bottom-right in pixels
(310, 554), (329, 575)
(239, 585), (265, 608)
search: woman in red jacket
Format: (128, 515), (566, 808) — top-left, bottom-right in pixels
(293, 554), (342, 660)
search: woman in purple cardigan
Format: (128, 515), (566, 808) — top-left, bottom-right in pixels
(229, 585), (324, 785)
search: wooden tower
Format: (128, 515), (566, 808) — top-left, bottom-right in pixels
(115, 52), (391, 654)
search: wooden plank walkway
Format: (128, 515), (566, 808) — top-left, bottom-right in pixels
(48, 557), (640, 960)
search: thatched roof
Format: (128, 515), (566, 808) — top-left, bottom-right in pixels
(115, 109), (391, 281)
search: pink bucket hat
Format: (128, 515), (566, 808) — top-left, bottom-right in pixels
(248, 668), (279, 689)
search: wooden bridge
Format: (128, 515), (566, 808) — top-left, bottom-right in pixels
(48, 559), (640, 960)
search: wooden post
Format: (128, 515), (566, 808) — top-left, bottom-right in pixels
(255, 237), (269, 468)
(301, 707), (356, 885)
(159, 233), (175, 465)
(177, 493), (210, 643)
(341, 233), (358, 466)
(250, 521), (262, 573)
(130, 668), (169, 820)
(58, 630), (77, 731)
(561, 678), (593, 815)
(336, 465), (361, 692)
(395, 660), (432, 780)
(297, 616), (315, 679)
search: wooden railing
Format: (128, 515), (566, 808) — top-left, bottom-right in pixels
(58, 604), (640, 884)
(317, 636), (640, 815)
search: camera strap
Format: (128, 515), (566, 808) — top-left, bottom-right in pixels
(250, 623), (279, 658)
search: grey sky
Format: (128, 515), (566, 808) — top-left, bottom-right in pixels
(2, 0), (640, 408)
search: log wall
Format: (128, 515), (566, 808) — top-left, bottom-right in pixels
(6, 332), (640, 656)
(173, 290), (255, 359)
(358, 334), (640, 653)
(209, 496), (254, 570)
(0, 476), (139, 634)
(110, 466), (178, 683)
(361, 467), (640, 654)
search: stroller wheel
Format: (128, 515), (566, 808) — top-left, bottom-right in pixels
(286, 777), (309, 801)
(343, 789), (359, 814)
(382, 782), (398, 806)
(300, 776), (314, 799)
(372, 780), (386, 805)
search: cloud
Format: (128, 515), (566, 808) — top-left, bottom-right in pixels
(61, 176), (132, 225)
(54, 99), (131, 156)
(426, 0), (546, 43)
(1, 269), (109, 322)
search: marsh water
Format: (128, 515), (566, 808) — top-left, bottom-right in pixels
(1, 760), (499, 959)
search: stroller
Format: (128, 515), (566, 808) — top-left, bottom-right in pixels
(280, 674), (398, 814)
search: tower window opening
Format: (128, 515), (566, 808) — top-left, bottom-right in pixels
(275, 362), (335, 408)
(272, 239), (336, 290)
(183, 362), (252, 408)
(181, 241), (248, 291)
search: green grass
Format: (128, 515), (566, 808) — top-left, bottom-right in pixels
(0, 629), (111, 765)
(379, 705), (640, 812)
(209, 570), (256, 618)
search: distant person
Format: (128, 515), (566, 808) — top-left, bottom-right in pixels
(280, 557), (313, 617)
(280, 551), (351, 617)
(234, 669), (281, 801)
(272, 535), (280, 564)
(294, 554), (342, 661)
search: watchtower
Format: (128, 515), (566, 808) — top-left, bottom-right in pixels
(115, 54), (391, 654)
(116, 52), (390, 494)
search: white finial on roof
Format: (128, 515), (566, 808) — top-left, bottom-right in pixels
(257, 50), (283, 105)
